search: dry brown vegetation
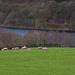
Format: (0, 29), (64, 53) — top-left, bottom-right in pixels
(0, 29), (75, 50)
(0, 0), (75, 30)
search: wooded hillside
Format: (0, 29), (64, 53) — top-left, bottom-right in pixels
(0, 0), (75, 30)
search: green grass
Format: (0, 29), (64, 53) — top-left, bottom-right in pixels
(0, 47), (75, 75)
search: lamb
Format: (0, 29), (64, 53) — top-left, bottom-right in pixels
(38, 46), (42, 49)
(28, 48), (31, 52)
(22, 46), (27, 49)
(42, 47), (47, 50)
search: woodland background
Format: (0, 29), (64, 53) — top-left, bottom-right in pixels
(0, 0), (75, 30)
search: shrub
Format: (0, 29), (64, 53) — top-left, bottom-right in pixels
(0, 31), (24, 49)
(0, 41), (5, 50)
(25, 43), (61, 47)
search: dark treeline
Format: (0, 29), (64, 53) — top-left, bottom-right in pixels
(1, 0), (75, 3)
(0, 29), (75, 49)
(0, 0), (75, 30)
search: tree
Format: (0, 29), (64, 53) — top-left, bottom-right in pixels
(55, 0), (65, 3)
(23, 31), (38, 45)
(47, 0), (58, 23)
(71, 12), (75, 30)
(0, 41), (5, 49)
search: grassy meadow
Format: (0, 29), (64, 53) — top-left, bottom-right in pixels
(0, 47), (75, 75)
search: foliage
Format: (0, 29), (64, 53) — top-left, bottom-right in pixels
(26, 43), (60, 47)
(0, 30), (75, 49)
(0, 31), (23, 49)
(0, 0), (75, 30)
(0, 41), (5, 49)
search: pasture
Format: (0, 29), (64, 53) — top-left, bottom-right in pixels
(0, 47), (75, 75)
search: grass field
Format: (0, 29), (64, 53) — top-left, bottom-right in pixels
(0, 47), (75, 75)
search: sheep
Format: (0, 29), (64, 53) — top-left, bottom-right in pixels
(28, 48), (31, 52)
(22, 46), (27, 49)
(42, 47), (47, 50)
(11, 48), (15, 50)
(15, 47), (19, 50)
(38, 46), (42, 49)
(2, 49), (4, 51)
(2, 48), (8, 51)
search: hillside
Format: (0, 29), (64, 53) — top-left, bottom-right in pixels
(0, 0), (75, 30)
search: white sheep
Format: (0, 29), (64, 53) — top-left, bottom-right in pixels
(22, 46), (27, 49)
(15, 47), (19, 50)
(11, 48), (15, 50)
(2, 48), (8, 50)
(2, 49), (4, 51)
(28, 48), (31, 52)
(42, 47), (47, 50)
(38, 46), (42, 49)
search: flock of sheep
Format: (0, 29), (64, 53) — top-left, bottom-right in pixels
(1, 46), (47, 52)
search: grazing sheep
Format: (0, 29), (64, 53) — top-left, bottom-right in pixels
(2, 48), (8, 51)
(22, 46), (27, 49)
(42, 47), (47, 50)
(28, 48), (31, 52)
(11, 48), (15, 50)
(2, 49), (4, 51)
(15, 47), (19, 50)
(38, 46), (42, 49)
